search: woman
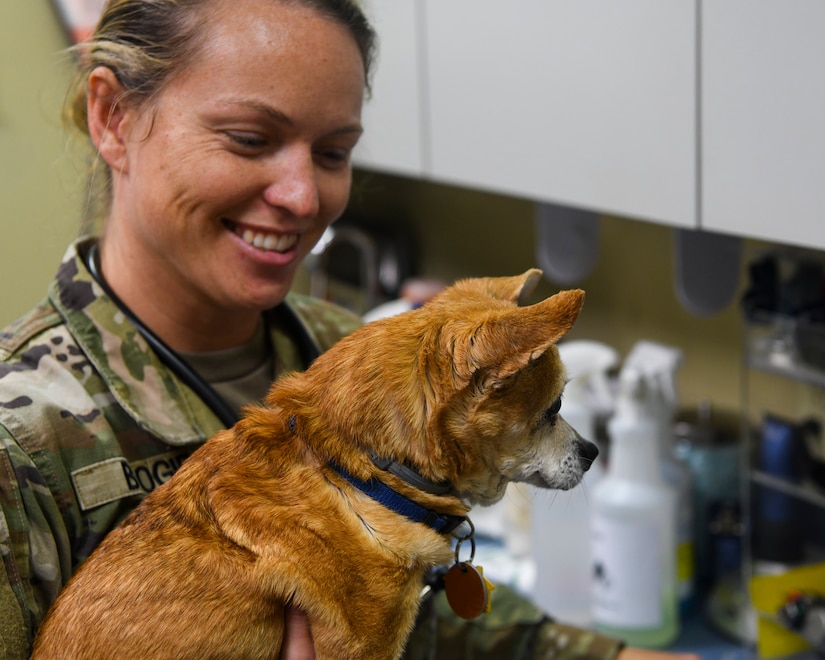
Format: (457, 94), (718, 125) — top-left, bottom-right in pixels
(0, 0), (699, 657)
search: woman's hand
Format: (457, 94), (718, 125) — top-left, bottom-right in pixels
(280, 607), (315, 660)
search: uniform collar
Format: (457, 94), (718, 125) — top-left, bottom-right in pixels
(49, 238), (224, 445)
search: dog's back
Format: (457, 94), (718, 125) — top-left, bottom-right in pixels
(32, 403), (449, 659)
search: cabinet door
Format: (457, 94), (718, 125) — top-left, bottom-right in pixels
(422, 0), (697, 228)
(703, 1), (825, 250)
(353, 0), (425, 178)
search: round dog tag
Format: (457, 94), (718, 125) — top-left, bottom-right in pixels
(444, 562), (495, 619)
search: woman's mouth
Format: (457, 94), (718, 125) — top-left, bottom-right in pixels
(226, 221), (298, 253)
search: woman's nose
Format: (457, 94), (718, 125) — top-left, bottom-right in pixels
(262, 146), (320, 220)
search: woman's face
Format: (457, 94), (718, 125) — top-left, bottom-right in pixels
(107, 0), (365, 319)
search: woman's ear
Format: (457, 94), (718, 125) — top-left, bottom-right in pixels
(87, 66), (132, 172)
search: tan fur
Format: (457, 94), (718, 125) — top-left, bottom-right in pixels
(32, 269), (595, 660)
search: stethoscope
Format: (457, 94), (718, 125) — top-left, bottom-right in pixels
(83, 242), (321, 428)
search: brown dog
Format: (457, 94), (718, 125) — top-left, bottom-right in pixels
(32, 269), (596, 659)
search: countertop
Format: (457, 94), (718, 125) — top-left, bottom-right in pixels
(669, 615), (751, 659)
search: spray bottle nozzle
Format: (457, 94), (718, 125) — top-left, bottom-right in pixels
(623, 340), (683, 409)
(558, 340), (619, 418)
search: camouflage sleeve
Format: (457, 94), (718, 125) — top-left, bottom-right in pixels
(0, 423), (68, 656)
(283, 292), (363, 352)
(0, 566), (28, 659)
(404, 585), (625, 660)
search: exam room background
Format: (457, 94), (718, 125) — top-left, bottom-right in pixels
(3, 0), (823, 425)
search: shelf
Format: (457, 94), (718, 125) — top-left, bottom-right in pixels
(747, 354), (825, 389)
(751, 470), (825, 508)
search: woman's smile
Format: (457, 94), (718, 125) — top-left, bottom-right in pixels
(223, 219), (300, 255)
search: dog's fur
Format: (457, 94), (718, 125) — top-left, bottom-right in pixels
(32, 269), (596, 659)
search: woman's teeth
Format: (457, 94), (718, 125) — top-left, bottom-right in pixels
(239, 228), (298, 253)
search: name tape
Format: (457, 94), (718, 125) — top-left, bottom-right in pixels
(71, 449), (191, 511)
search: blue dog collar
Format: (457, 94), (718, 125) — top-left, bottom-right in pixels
(330, 462), (466, 535)
(286, 415), (465, 535)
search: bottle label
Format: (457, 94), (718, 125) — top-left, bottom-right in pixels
(592, 516), (665, 628)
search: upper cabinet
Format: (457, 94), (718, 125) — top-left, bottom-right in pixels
(352, 0), (425, 178)
(702, 1), (825, 251)
(355, 2), (825, 251)
(422, 1), (697, 229)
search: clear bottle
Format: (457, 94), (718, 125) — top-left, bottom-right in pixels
(591, 368), (679, 648)
(660, 422), (695, 617)
(530, 340), (617, 626)
(625, 340), (695, 617)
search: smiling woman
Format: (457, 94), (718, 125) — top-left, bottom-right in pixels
(1, 1), (376, 657)
(78, 0), (368, 351)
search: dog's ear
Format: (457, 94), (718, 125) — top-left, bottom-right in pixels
(454, 288), (585, 388)
(453, 269), (543, 305)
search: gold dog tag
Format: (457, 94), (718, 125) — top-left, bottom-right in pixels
(444, 562), (495, 619)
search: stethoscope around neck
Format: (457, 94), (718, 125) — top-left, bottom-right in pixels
(83, 242), (321, 428)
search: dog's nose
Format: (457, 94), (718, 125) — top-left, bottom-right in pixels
(579, 440), (599, 471)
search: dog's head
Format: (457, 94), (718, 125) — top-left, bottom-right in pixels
(284, 268), (596, 508)
(409, 269), (595, 505)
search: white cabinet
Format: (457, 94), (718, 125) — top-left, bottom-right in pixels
(354, 2), (825, 250)
(702, 1), (825, 251)
(352, 0), (426, 178)
(422, 0), (697, 228)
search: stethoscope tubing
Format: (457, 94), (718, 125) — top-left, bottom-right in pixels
(83, 242), (320, 428)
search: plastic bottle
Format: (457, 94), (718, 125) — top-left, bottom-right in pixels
(591, 368), (679, 648)
(530, 340), (618, 627)
(624, 340), (696, 617)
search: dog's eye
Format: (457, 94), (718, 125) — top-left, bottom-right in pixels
(541, 397), (562, 424)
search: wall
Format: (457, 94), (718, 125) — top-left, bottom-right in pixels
(0, 1), (85, 326)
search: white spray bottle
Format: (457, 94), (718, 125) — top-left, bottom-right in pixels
(530, 340), (618, 626)
(624, 340), (695, 617)
(591, 367), (679, 647)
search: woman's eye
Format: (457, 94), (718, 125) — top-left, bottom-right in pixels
(226, 132), (268, 150)
(315, 148), (351, 169)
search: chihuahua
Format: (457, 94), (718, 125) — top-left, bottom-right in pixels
(33, 269), (597, 659)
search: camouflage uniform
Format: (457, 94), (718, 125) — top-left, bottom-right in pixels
(0, 238), (624, 659)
